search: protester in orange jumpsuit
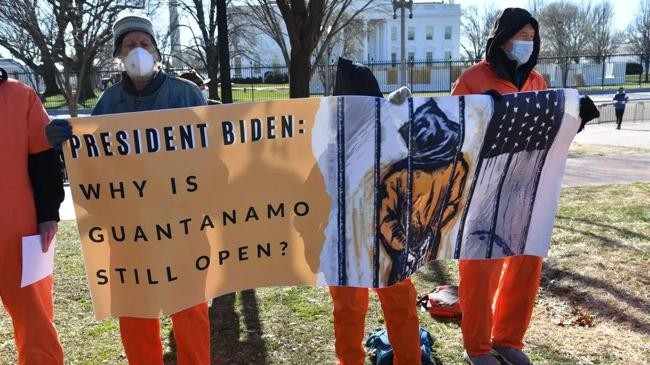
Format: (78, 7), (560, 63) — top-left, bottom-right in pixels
(0, 70), (65, 364)
(46, 15), (210, 365)
(450, 8), (598, 365)
(328, 58), (423, 365)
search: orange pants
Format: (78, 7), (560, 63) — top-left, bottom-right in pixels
(0, 189), (64, 365)
(119, 302), (210, 365)
(329, 278), (422, 365)
(459, 255), (543, 356)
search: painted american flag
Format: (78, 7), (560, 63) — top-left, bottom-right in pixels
(456, 90), (565, 259)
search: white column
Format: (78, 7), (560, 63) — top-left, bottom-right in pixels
(363, 21), (369, 62)
(383, 21), (390, 61)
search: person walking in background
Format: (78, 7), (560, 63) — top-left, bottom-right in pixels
(613, 87), (629, 129)
(45, 14), (210, 365)
(0, 68), (65, 364)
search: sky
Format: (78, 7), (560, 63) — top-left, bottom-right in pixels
(448, 0), (640, 31)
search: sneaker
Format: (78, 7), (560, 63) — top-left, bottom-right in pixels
(491, 346), (532, 365)
(464, 351), (500, 365)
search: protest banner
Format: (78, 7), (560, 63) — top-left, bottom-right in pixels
(63, 90), (580, 319)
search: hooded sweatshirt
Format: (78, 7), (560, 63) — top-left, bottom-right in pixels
(333, 57), (383, 97)
(452, 8), (547, 95)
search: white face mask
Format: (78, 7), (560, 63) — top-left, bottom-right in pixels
(201, 88), (209, 101)
(506, 40), (534, 66)
(123, 47), (156, 79)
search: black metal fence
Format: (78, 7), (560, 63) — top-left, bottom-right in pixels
(4, 53), (649, 110)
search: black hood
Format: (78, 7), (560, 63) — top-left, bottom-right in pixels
(333, 57), (383, 97)
(485, 7), (540, 90)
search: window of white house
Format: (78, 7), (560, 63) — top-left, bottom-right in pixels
(391, 27), (397, 42)
(408, 52), (415, 62)
(254, 62), (261, 75)
(605, 62), (615, 78)
(444, 26), (452, 40)
(426, 52), (433, 62)
(426, 26), (433, 40)
(408, 27), (415, 41)
(391, 52), (397, 67)
(444, 50), (452, 60)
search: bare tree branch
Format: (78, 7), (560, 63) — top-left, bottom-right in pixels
(628, 0), (650, 81)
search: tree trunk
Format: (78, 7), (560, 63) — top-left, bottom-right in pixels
(39, 61), (61, 97)
(207, 69), (220, 101)
(645, 58), (649, 82)
(216, 0), (232, 104)
(289, 48), (311, 98)
(205, 46), (220, 101)
(561, 59), (570, 88)
(77, 71), (96, 103)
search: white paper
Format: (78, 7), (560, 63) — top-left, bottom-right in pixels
(21, 235), (55, 288)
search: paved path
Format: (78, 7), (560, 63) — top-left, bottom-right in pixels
(58, 121), (650, 220)
(563, 121), (650, 187)
(573, 120), (650, 148)
(563, 153), (650, 187)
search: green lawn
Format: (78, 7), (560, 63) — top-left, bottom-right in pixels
(1, 184), (648, 364)
(43, 93), (101, 110)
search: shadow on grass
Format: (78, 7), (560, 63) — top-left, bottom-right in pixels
(527, 343), (590, 364)
(162, 291), (268, 364)
(553, 224), (646, 254)
(541, 262), (650, 335)
(209, 290), (268, 365)
(418, 260), (454, 285)
(556, 215), (650, 242)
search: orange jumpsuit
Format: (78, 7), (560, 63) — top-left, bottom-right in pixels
(329, 278), (422, 365)
(119, 303), (210, 365)
(0, 79), (64, 364)
(451, 60), (547, 356)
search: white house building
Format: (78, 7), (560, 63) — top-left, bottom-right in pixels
(229, 1), (461, 93)
(232, 0), (462, 67)
(366, 0), (461, 63)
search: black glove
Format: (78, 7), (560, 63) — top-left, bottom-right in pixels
(482, 89), (503, 103)
(578, 96), (599, 133)
(45, 119), (72, 146)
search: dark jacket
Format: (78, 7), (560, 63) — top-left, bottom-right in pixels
(613, 92), (629, 110)
(333, 57), (383, 97)
(485, 8), (541, 90)
(92, 71), (206, 115)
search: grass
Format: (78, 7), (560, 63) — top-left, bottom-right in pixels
(1, 184), (649, 364)
(43, 93), (101, 110)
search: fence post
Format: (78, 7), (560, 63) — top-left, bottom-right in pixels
(601, 57), (606, 89)
(563, 57), (568, 89)
(448, 60), (453, 93)
(251, 71), (255, 102)
(640, 55), (644, 87)
(409, 58), (413, 89)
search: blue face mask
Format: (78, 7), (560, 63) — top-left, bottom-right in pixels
(506, 40), (534, 66)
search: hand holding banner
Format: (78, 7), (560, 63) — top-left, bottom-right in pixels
(63, 91), (580, 319)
